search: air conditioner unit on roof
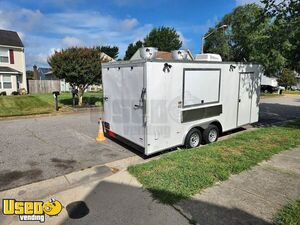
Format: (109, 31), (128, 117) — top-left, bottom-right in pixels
(195, 53), (222, 62)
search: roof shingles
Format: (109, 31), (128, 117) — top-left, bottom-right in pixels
(0, 66), (22, 74)
(0, 30), (24, 47)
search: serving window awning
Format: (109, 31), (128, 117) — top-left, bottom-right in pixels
(0, 66), (22, 74)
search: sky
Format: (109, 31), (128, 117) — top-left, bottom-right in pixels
(0, 0), (260, 68)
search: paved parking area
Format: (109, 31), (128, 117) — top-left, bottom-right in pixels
(0, 95), (299, 191)
(0, 110), (134, 191)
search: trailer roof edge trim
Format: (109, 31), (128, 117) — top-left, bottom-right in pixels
(102, 59), (262, 68)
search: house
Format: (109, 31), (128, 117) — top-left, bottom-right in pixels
(0, 29), (27, 95)
(32, 65), (52, 80)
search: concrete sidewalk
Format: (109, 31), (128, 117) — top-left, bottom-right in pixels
(0, 162), (190, 225)
(176, 147), (300, 225)
(0, 148), (299, 225)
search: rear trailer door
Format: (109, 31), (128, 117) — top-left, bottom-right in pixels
(102, 65), (145, 148)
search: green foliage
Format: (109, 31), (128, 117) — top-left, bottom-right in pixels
(262, 0), (299, 19)
(262, 0), (300, 72)
(96, 45), (119, 59)
(48, 47), (102, 87)
(48, 47), (102, 105)
(124, 26), (182, 60)
(26, 70), (33, 79)
(204, 2), (300, 75)
(273, 200), (300, 225)
(203, 27), (231, 60)
(129, 120), (300, 204)
(143, 26), (182, 52)
(124, 40), (143, 60)
(204, 4), (275, 72)
(277, 68), (296, 88)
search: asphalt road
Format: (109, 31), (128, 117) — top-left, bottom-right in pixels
(258, 95), (300, 125)
(0, 110), (134, 191)
(0, 95), (299, 191)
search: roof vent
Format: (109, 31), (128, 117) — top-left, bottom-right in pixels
(139, 47), (158, 60)
(195, 53), (222, 62)
(172, 50), (188, 60)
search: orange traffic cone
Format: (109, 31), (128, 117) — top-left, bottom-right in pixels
(96, 118), (105, 142)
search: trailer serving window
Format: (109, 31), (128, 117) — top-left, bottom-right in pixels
(183, 68), (221, 107)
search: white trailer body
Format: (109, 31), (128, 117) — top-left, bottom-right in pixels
(102, 60), (262, 155)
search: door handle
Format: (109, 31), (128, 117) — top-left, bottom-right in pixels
(103, 96), (109, 101)
(134, 88), (146, 110)
(238, 99), (241, 103)
(134, 104), (141, 110)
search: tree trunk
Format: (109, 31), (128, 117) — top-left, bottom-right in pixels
(78, 88), (85, 106)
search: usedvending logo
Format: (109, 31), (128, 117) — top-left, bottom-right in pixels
(2, 198), (62, 223)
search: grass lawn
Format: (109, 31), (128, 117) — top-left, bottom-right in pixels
(273, 200), (300, 225)
(260, 93), (282, 98)
(128, 121), (300, 204)
(0, 92), (102, 117)
(260, 90), (300, 98)
(284, 90), (300, 95)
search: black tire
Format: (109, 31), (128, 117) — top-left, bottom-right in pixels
(203, 124), (219, 144)
(185, 128), (202, 148)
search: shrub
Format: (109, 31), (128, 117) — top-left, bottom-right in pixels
(11, 91), (20, 96)
(0, 91), (7, 96)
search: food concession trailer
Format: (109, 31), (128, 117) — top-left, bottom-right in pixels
(102, 48), (262, 155)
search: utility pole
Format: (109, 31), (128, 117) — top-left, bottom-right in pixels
(201, 24), (228, 54)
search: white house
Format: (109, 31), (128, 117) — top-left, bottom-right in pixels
(0, 29), (27, 95)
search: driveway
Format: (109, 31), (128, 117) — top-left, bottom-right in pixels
(0, 110), (134, 191)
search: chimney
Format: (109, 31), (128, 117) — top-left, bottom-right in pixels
(33, 65), (39, 80)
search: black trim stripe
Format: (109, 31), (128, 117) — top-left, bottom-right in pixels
(104, 128), (145, 153)
(182, 104), (223, 123)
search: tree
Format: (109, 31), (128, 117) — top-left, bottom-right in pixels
(96, 45), (119, 59)
(124, 40), (143, 60)
(48, 47), (102, 106)
(204, 3), (288, 75)
(262, 0), (299, 19)
(143, 26), (182, 51)
(202, 27), (232, 60)
(123, 26), (182, 60)
(262, 0), (300, 72)
(26, 70), (34, 79)
(277, 68), (296, 88)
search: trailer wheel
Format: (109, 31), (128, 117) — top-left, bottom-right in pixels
(185, 128), (202, 148)
(203, 124), (219, 144)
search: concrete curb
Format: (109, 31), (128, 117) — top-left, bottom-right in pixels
(0, 155), (143, 201)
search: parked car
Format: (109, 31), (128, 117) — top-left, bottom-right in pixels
(288, 86), (300, 91)
(261, 85), (278, 93)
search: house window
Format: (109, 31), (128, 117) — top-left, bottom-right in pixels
(0, 48), (9, 63)
(2, 75), (12, 89)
